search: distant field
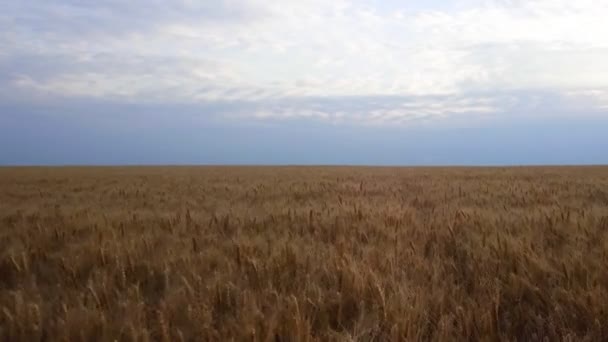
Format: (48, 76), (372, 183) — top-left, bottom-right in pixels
(1, 166), (608, 341)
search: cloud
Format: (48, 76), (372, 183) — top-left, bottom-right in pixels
(241, 95), (498, 124)
(1, 0), (608, 123)
(564, 89), (608, 112)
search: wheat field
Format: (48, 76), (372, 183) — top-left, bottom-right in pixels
(1, 166), (607, 341)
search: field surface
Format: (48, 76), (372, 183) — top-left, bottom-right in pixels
(1, 166), (608, 341)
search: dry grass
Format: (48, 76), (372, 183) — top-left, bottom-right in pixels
(1, 166), (608, 341)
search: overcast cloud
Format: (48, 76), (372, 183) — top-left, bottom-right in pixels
(1, 0), (607, 164)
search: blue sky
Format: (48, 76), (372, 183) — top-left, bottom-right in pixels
(1, 0), (607, 165)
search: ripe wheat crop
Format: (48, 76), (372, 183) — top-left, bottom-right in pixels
(1, 166), (608, 341)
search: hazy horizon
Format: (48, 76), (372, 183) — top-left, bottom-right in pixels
(2, 1), (607, 165)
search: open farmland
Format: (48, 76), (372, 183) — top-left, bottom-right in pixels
(1, 166), (608, 341)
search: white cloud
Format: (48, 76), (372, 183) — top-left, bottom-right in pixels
(216, 94), (502, 126)
(1, 0), (608, 122)
(564, 89), (608, 111)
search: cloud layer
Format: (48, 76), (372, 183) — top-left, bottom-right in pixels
(2, 0), (608, 123)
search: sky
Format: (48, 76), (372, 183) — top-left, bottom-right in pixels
(1, 0), (607, 165)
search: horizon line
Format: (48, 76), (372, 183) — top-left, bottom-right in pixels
(1, 163), (607, 168)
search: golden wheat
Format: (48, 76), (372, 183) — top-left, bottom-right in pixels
(0, 166), (607, 341)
